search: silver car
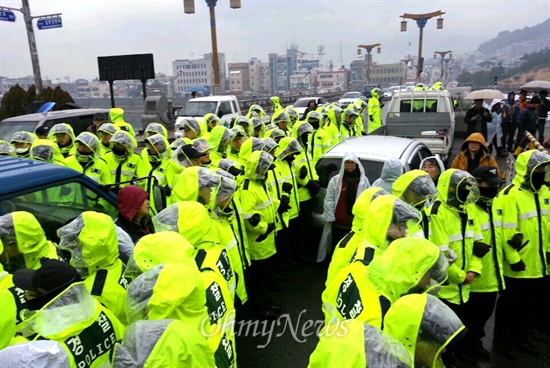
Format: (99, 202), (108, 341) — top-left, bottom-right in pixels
(312, 136), (433, 228)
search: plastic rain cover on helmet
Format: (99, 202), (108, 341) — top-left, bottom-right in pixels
(231, 125), (246, 140)
(110, 131), (137, 150)
(10, 131), (37, 145)
(97, 123), (118, 138)
(345, 108), (360, 119)
(152, 204), (180, 233)
(261, 138), (278, 154)
(249, 137), (264, 152)
(278, 138), (303, 160)
(448, 171), (480, 208)
(181, 118), (201, 136)
(0, 140), (15, 156)
(206, 114), (221, 126)
(0, 214), (23, 272)
(363, 323), (413, 368)
(215, 175), (236, 215)
(172, 145), (194, 168)
(402, 174), (438, 208)
(146, 134), (169, 162)
(57, 215), (87, 274)
(272, 111), (290, 124)
(256, 151), (274, 180)
(387, 198), (423, 241)
(145, 123), (167, 138)
(269, 128), (286, 140)
(424, 249), (449, 295)
(75, 132), (100, 162)
(0, 340), (71, 368)
(30, 140), (63, 163)
(218, 159), (240, 174)
(193, 138), (212, 154)
(169, 138), (186, 150)
(48, 123), (73, 141)
(298, 122), (314, 137)
(286, 108), (299, 121)
(307, 111), (323, 122)
(417, 294), (465, 367)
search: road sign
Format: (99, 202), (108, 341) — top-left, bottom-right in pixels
(0, 10), (16, 22)
(37, 17), (62, 30)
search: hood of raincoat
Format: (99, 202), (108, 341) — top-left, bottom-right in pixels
(208, 126), (232, 153)
(0, 140), (15, 156)
(57, 212), (119, 275)
(383, 293), (465, 368)
(372, 158), (403, 192)
(332, 152), (370, 194)
(110, 108), (125, 124)
(125, 263), (208, 327)
(75, 132), (101, 160)
(30, 139), (65, 165)
(117, 185), (149, 221)
(363, 195), (422, 250)
(24, 282), (97, 338)
(239, 137), (262, 163)
(125, 231), (197, 280)
(270, 96), (281, 107)
(172, 166), (220, 204)
(351, 187), (387, 233)
(392, 170), (438, 208)
(271, 110), (290, 125)
(419, 155), (445, 176)
(153, 201), (218, 247)
(144, 122), (168, 138)
(459, 132), (489, 153)
(10, 131), (37, 145)
(145, 134), (171, 162)
(113, 319), (214, 368)
(366, 237), (448, 303)
(0, 211), (52, 270)
(247, 104), (266, 118)
(512, 150), (550, 192)
(244, 150), (273, 181)
(327, 105), (342, 127)
(277, 137), (303, 161)
(0, 340), (71, 367)
(0, 288), (16, 349)
(436, 169), (480, 211)
(47, 123), (76, 155)
(110, 130), (137, 151)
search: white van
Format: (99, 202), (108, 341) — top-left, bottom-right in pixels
(174, 95), (241, 138)
(0, 108), (110, 141)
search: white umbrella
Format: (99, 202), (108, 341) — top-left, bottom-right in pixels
(520, 80), (550, 93)
(464, 89), (505, 100)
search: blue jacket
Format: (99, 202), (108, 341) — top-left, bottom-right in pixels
(501, 99), (520, 124)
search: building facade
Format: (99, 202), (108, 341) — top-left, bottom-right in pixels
(312, 69), (349, 92)
(369, 63), (405, 86)
(228, 62), (250, 94)
(172, 53), (226, 96)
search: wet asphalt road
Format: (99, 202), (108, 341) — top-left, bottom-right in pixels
(234, 133), (550, 367)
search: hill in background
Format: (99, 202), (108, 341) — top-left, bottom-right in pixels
(478, 18), (550, 55)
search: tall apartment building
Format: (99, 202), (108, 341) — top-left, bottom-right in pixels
(249, 58), (271, 94)
(172, 53), (226, 96)
(228, 62), (250, 94)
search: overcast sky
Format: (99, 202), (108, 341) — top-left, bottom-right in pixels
(0, 0), (548, 81)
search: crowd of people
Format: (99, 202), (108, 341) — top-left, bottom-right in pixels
(0, 87), (548, 367)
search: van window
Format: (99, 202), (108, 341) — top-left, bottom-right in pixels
(399, 99), (438, 113)
(0, 121), (39, 141)
(219, 101), (232, 117)
(231, 100), (239, 114)
(45, 115), (95, 136)
(178, 101), (217, 117)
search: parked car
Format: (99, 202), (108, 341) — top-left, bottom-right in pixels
(337, 92), (365, 109)
(293, 97), (327, 119)
(370, 90), (455, 162)
(174, 95), (241, 138)
(0, 108), (110, 141)
(312, 136), (433, 228)
(0, 156), (118, 242)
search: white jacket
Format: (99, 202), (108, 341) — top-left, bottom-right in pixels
(371, 158), (403, 193)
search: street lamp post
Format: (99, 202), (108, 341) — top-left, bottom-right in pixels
(443, 58), (453, 83)
(357, 43), (381, 85)
(183, 0), (241, 95)
(433, 50), (452, 81)
(400, 10), (445, 83)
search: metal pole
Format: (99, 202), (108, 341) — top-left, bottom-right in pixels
(208, 5), (220, 95)
(417, 26), (423, 82)
(440, 57), (444, 79)
(21, 0), (43, 92)
(109, 81), (115, 108)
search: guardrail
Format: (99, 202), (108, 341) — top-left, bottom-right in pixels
(236, 91), (345, 112)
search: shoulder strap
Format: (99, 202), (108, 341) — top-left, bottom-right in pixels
(243, 178), (250, 190)
(430, 200), (442, 215)
(91, 269), (108, 296)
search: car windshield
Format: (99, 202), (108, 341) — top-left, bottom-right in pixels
(316, 157), (385, 188)
(178, 101), (218, 117)
(0, 181), (118, 242)
(293, 98), (315, 108)
(342, 92), (362, 99)
(0, 121), (38, 141)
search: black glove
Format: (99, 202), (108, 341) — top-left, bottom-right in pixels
(369, 115), (374, 122)
(282, 182), (293, 195)
(306, 180), (321, 197)
(164, 186), (172, 197)
(278, 195), (291, 214)
(473, 241), (491, 258)
(299, 166), (308, 180)
(510, 260), (526, 272)
(507, 233), (529, 251)
(256, 222), (276, 243)
(248, 213), (261, 227)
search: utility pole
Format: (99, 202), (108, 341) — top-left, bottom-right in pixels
(400, 57), (413, 84)
(357, 43), (381, 85)
(434, 50), (452, 83)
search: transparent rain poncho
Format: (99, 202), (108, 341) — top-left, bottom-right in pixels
(0, 140), (15, 156)
(48, 123), (72, 135)
(363, 323), (413, 368)
(10, 131), (37, 145)
(171, 144), (195, 168)
(180, 118), (201, 137)
(306, 111), (323, 123)
(144, 122), (167, 138)
(269, 128), (286, 140)
(286, 108), (299, 121)
(152, 203), (180, 233)
(235, 116), (252, 136)
(0, 214), (21, 271)
(447, 171), (480, 209)
(277, 138), (303, 161)
(205, 114), (221, 126)
(169, 137), (187, 150)
(255, 151), (274, 180)
(261, 138), (278, 154)
(110, 131), (137, 150)
(385, 197), (423, 242)
(231, 125), (246, 140)
(214, 175), (237, 216)
(192, 138), (212, 154)
(145, 134), (170, 162)
(330, 105), (342, 125)
(218, 159), (241, 175)
(98, 123), (117, 136)
(75, 132), (100, 162)
(516, 150), (550, 191)
(57, 216), (87, 273)
(30, 140), (64, 164)
(345, 108), (359, 119)
(0, 339), (71, 367)
(272, 110), (290, 124)
(396, 172), (438, 208)
(250, 137), (264, 152)
(298, 122), (314, 137)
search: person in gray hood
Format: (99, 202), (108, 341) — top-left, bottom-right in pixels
(372, 158), (404, 193)
(420, 155), (446, 186)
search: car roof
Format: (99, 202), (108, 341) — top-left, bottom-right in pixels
(1, 108), (110, 122)
(323, 136), (421, 160)
(296, 97), (322, 101)
(187, 96), (237, 102)
(0, 156), (82, 196)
